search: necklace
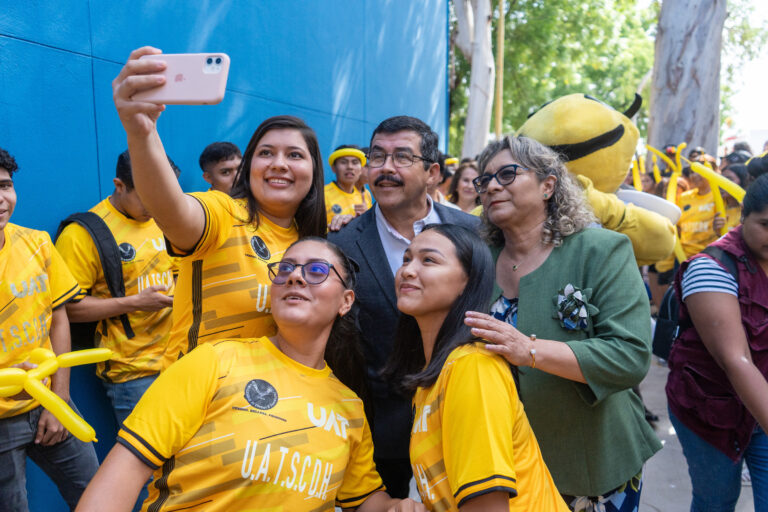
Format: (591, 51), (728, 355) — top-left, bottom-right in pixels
(508, 243), (546, 272)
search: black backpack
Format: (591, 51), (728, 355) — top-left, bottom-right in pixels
(55, 212), (135, 350)
(652, 246), (739, 360)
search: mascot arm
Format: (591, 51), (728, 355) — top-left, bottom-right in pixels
(577, 175), (676, 266)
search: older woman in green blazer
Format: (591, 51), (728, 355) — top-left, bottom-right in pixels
(464, 135), (661, 512)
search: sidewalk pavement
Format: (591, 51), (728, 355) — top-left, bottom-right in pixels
(639, 358), (754, 511)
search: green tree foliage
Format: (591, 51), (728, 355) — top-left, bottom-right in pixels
(448, 0), (768, 157)
(449, 0), (656, 157)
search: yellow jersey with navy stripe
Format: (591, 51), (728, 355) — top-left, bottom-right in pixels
(0, 223), (81, 419)
(118, 336), (383, 512)
(55, 198), (176, 383)
(165, 191), (297, 366)
(410, 344), (567, 511)
(678, 189), (718, 257)
(324, 182), (373, 225)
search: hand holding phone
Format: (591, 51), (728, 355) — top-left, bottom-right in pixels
(132, 53), (230, 105)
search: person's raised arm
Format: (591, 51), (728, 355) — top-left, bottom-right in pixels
(686, 291), (768, 431)
(75, 443), (153, 512)
(112, 46), (205, 251)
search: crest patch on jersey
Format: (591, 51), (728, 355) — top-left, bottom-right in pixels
(244, 379), (278, 410)
(118, 242), (136, 262)
(250, 235), (271, 260)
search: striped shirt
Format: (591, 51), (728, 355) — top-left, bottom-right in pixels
(681, 257), (738, 300)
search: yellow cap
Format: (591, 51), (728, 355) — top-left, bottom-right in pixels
(444, 157), (459, 166)
(329, 148), (366, 167)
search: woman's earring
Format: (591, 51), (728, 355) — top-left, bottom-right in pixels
(543, 194), (548, 199)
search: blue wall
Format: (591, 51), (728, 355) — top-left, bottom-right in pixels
(0, 1), (448, 510)
(1, 0), (448, 235)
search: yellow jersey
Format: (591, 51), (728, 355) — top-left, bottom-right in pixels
(324, 181), (372, 225)
(119, 337), (383, 512)
(410, 344), (567, 512)
(56, 198), (176, 383)
(678, 189), (717, 257)
(166, 191), (297, 366)
(724, 204), (741, 233)
(0, 224), (82, 418)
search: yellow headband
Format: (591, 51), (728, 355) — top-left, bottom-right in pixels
(329, 148), (366, 168)
(444, 157), (459, 166)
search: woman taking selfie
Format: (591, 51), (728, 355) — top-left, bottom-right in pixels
(463, 136), (660, 511)
(666, 175), (768, 511)
(76, 238), (423, 512)
(385, 224), (567, 511)
(112, 47), (327, 363)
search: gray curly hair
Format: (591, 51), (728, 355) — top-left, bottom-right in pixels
(477, 135), (596, 247)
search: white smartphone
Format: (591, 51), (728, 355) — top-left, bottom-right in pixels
(132, 53), (230, 105)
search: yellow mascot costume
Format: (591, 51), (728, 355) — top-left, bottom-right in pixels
(516, 93), (676, 265)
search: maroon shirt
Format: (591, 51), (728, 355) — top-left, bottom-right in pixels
(666, 226), (768, 461)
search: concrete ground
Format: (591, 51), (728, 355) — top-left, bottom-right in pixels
(639, 359), (754, 511)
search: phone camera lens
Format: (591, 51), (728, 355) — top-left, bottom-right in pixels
(215, 57), (222, 64)
(207, 57), (213, 64)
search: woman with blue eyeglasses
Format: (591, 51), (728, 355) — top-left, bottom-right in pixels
(463, 136), (661, 512)
(77, 238), (424, 512)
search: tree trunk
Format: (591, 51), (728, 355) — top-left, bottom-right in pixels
(647, 0), (727, 158)
(459, 0), (495, 159)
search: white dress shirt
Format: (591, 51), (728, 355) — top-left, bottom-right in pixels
(375, 195), (443, 276)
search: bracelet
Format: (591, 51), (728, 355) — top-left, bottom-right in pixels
(529, 334), (537, 369)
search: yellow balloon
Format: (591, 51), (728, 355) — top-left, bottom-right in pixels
(27, 358), (58, 381)
(667, 172), (681, 204)
(674, 236), (687, 263)
(57, 348), (113, 368)
(632, 158), (642, 191)
(25, 378), (97, 443)
(0, 385), (23, 396)
(646, 145), (677, 173)
(675, 143), (687, 176)
(28, 347), (55, 364)
(0, 348), (112, 442)
(0, 367), (26, 388)
(687, 160), (746, 203)
(651, 155), (661, 183)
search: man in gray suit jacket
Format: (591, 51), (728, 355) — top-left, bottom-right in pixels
(329, 116), (480, 497)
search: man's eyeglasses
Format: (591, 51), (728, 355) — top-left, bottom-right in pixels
(367, 150), (433, 168)
(267, 261), (346, 286)
(472, 164), (530, 193)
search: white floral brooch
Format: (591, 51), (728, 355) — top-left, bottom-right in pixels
(553, 284), (598, 331)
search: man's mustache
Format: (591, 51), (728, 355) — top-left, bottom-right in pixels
(374, 175), (404, 186)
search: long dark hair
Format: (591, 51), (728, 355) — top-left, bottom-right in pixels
(382, 224), (495, 392)
(280, 237), (371, 416)
(447, 161), (480, 206)
(230, 116), (326, 238)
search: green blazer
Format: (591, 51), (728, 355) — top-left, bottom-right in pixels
(491, 227), (661, 496)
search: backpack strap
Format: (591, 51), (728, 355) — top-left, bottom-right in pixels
(701, 246), (740, 284)
(56, 212), (135, 339)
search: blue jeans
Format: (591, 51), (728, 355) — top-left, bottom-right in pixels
(0, 403), (99, 511)
(101, 374), (157, 426)
(670, 409), (768, 511)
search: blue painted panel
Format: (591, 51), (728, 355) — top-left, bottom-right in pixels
(88, 1), (367, 121)
(0, 0), (91, 55)
(0, 36), (100, 234)
(364, 0), (448, 145)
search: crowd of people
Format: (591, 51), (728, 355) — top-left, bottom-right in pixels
(2, 45), (768, 512)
